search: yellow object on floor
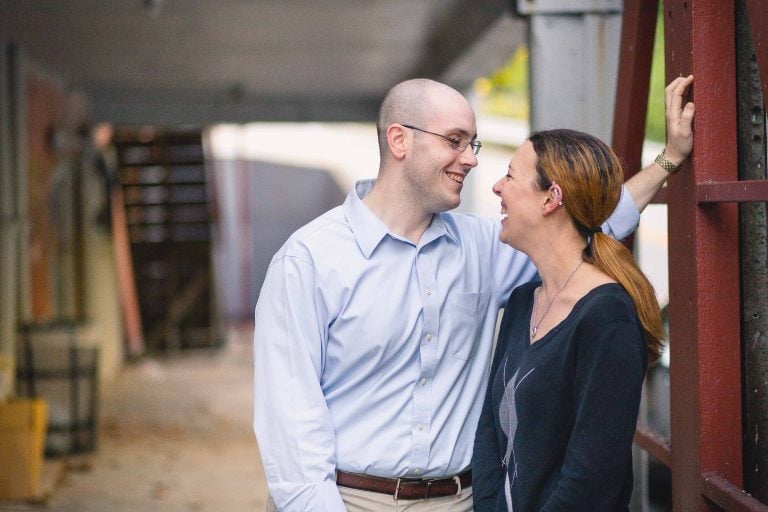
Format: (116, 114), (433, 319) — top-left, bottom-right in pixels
(0, 355), (13, 401)
(0, 399), (48, 500)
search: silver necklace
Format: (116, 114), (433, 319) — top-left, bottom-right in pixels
(530, 260), (583, 339)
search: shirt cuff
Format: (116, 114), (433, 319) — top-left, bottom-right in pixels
(268, 480), (347, 511)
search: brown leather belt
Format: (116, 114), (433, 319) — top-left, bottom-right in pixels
(335, 469), (472, 500)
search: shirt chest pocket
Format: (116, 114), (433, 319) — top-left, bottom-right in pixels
(444, 289), (491, 360)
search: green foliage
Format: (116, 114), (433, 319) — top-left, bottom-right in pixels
(473, 46), (529, 120)
(645, 5), (667, 143)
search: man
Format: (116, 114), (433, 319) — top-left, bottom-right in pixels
(254, 76), (694, 511)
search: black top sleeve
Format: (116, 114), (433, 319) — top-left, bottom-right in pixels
(472, 282), (537, 511)
(471, 310), (511, 510)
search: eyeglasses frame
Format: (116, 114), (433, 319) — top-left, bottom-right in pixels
(401, 124), (482, 155)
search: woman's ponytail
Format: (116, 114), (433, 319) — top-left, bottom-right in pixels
(587, 233), (664, 361)
(529, 129), (665, 362)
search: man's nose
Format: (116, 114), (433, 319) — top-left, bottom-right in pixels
(459, 144), (478, 167)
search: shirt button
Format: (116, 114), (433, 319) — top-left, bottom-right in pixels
(425, 334), (433, 342)
(417, 424), (424, 431)
(425, 288), (432, 295)
(414, 468), (421, 474)
(420, 378), (427, 386)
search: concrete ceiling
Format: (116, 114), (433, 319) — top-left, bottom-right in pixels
(2, 0), (527, 125)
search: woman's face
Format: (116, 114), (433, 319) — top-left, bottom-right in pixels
(491, 140), (546, 247)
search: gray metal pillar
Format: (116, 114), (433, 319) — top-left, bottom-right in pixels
(631, 387), (650, 512)
(737, 0), (768, 501)
(0, 40), (26, 399)
(519, 0), (623, 142)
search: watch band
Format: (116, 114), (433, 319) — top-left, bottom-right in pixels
(655, 148), (681, 174)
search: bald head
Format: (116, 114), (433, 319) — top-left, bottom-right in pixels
(376, 79), (468, 160)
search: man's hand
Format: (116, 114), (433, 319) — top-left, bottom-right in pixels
(624, 75), (695, 211)
(663, 75), (695, 166)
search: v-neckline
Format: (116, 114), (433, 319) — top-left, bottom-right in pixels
(526, 282), (621, 349)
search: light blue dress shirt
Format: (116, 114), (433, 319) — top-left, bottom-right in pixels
(253, 179), (639, 511)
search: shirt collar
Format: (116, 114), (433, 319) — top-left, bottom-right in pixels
(343, 179), (458, 258)
(424, 212), (458, 247)
(343, 180), (389, 259)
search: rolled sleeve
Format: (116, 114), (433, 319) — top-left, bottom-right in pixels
(602, 186), (640, 240)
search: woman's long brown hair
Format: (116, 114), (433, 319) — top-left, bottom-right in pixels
(529, 129), (664, 361)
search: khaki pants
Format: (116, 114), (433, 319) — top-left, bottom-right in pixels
(266, 485), (473, 511)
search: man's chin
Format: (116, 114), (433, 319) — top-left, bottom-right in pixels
(440, 197), (461, 212)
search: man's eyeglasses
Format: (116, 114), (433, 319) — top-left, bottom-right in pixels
(402, 124), (482, 155)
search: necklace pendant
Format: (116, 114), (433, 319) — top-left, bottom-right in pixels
(531, 326), (537, 337)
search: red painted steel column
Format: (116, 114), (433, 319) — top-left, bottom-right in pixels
(612, 0), (657, 255)
(664, 1), (742, 511)
(611, 0), (657, 175)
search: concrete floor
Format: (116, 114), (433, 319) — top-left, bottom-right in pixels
(2, 326), (268, 512)
(0, 324), (675, 512)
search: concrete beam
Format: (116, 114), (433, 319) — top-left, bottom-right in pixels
(525, 9), (622, 142)
(86, 88), (383, 125)
(407, 0), (510, 81)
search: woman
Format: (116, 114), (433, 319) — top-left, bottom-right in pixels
(472, 129), (664, 511)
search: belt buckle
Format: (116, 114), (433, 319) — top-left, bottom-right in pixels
(393, 478), (432, 500)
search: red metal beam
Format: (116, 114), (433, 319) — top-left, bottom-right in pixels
(612, 0), (658, 252)
(701, 474), (768, 512)
(649, 187), (669, 204)
(111, 186), (145, 357)
(634, 425), (672, 468)
(664, 1), (743, 511)
(696, 180), (768, 203)
(745, 0), (768, 105)
(611, 0), (657, 177)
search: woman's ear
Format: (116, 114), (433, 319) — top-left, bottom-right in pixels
(542, 182), (564, 214)
(387, 124), (408, 159)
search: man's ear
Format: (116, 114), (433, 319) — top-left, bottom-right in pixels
(387, 124), (407, 159)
